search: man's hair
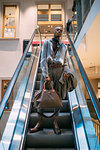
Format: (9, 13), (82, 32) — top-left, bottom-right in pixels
(55, 26), (62, 31)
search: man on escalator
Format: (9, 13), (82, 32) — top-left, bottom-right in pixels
(30, 26), (74, 135)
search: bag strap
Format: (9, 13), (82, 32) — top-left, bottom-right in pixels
(38, 108), (59, 118)
(70, 75), (75, 89)
(43, 81), (54, 91)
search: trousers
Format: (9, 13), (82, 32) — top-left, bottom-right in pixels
(38, 67), (63, 116)
(40, 67), (63, 98)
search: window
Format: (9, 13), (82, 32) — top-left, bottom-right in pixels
(37, 4), (62, 25)
(2, 5), (17, 38)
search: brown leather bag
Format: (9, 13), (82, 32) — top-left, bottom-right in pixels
(33, 82), (62, 109)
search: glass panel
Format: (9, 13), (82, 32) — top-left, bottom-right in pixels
(2, 80), (13, 110)
(5, 17), (15, 26)
(4, 28), (15, 37)
(51, 14), (61, 21)
(82, 0), (90, 22)
(51, 4), (62, 10)
(71, 12), (77, 40)
(38, 14), (49, 21)
(66, 39), (100, 147)
(5, 99), (13, 110)
(5, 6), (16, 16)
(74, 56), (100, 147)
(98, 82), (100, 100)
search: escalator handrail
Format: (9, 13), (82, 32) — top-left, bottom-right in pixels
(65, 27), (100, 122)
(0, 26), (40, 118)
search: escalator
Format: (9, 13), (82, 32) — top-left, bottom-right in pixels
(0, 27), (100, 150)
(24, 63), (75, 149)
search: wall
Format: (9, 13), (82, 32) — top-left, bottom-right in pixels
(0, 0), (37, 77)
(0, 0), (37, 101)
(0, 111), (10, 140)
(77, 12), (100, 68)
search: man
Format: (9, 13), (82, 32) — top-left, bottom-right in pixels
(30, 26), (73, 134)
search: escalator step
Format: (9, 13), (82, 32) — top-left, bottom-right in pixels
(36, 73), (41, 81)
(25, 148), (75, 150)
(29, 113), (71, 129)
(35, 81), (40, 90)
(38, 67), (42, 73)
(23, 57), (76, 149)
(25, 129), (74, 148)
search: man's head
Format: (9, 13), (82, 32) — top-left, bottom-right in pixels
(54, 26), (62, 38)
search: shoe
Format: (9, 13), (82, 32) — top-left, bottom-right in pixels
(53, 124), (61, 135)
(29, 123), (43, 133)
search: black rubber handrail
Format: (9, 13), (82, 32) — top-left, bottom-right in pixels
(0, 26), (40, 118)
(65, 27), (100, 122)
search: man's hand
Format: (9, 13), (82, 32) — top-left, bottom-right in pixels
(45, 76), (51, 83)
(63, 72), (72, 80)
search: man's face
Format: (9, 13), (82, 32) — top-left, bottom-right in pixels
(54, 27), (62, 38)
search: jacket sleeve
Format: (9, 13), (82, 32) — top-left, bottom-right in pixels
(40, 40), (49, 78)
(59, 44), (74, 85)
(63, 45), (69, 72)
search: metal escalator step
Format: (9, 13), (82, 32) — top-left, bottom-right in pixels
(25, 129), (74, 148)
(38, 67), (42, 73)
(25, 148), (75, 150)
(36, 73), (41, 81)
(29, 113), (71, 129)
(31, 100), (70, 113)
(35, 81), (40, 90)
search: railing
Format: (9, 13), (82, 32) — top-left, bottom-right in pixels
(0, 26), (41, 119)
(65, 27), (100, 149)
(0, 26), (42, 150)
(92, 118), (100, 143)
(65, 27), (100, 122)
